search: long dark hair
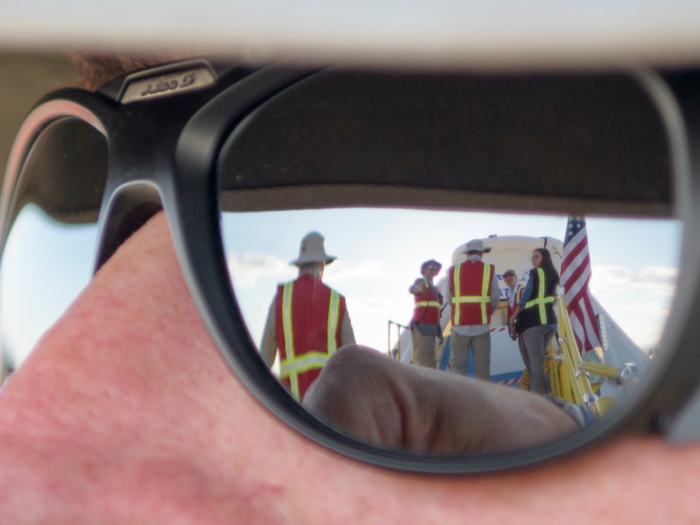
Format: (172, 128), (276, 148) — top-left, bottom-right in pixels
(533, 248), (559, 284)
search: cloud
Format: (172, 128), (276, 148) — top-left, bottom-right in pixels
(589, 264), (678, 298)
(621, 300), (672, 314)
(227, 252), (295, 289)
(324, 259), (385, 281)
(226, 252), (387, 289)
(346, 296), (410, 313)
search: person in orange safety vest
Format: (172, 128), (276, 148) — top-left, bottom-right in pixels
(260, 232), (355, 401)
(408, 259), (444, 368)
(445, 239), (500, 380)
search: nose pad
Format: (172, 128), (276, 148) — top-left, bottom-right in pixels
(93, 182), (163, 272)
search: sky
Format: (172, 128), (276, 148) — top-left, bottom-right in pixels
(0, 204), (97, 367)
(0, 204), (681, 368)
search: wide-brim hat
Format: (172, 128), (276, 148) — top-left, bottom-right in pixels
(290, 231), (337, 266)
(420, 259), (442, 274)
(462, 239), (492, 254)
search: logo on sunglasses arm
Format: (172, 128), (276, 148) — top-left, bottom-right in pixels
(120, 66), (217, 104)
(140, 72), (196, 97)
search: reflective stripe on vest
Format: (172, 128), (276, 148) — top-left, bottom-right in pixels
(279, 282), (341, 400)
(279, 352), (331, 376)
(413, 277), (441, 325)
(327, 289), (340, 353)
(453, 263), (492, 325)
(524, 268), (554, 323)
(415, 301), (441, 308)
(415, 277), (441, 310)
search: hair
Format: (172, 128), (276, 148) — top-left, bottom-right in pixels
(70, 52), (188, 91)
(533, 248), (559, 283)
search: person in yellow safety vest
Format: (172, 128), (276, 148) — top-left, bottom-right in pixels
(408, 259), (444, 368)
(260, 232), (355, 401)
(445, 239), (500, 380)
(509, 248), (559, 395)
(504, 268), (529, 374)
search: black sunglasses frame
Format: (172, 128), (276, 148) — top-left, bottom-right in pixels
(3, 60), (700, 473)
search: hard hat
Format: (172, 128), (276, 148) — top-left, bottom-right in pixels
(290, 231), (337, 266)
(462, 239), (492, 254)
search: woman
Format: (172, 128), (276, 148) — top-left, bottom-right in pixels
(508, 248), (559, 394)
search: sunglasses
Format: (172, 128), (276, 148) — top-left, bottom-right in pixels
(1, 59), (699, 473)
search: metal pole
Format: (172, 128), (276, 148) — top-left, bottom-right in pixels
(387, 320), (391, 357)
(396, 323), (401, 361)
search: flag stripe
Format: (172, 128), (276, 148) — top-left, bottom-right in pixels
(565, 272), (592, 309)
(560, 231), (588, 276)
(561, 244), (589, 285)
(563, 259), (589, 301)
(581, 295), (600, 347)
(562, 217), (601, 353)
(560, 228), (587, 273)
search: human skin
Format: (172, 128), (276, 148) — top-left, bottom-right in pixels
(0, 212), (699, 524)
(304, 346), (577, 453)
(422, 265), (439, 282)
(531, 250), (543, 268)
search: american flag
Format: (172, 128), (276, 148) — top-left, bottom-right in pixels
(561, 217), (601, 352)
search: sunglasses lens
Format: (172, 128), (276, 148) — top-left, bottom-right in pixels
(1, 118), (107, 376)
(214, 69), (682, 463)
(219, 207), (680, 453)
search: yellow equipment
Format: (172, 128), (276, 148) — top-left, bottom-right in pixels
(387, 296), (639, 419)
(544, 296), (639, 417)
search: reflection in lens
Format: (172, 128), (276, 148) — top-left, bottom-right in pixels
(0, 117), (106, 380)
(220, 208), (680, 453)
(0, 204), (97, 370)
